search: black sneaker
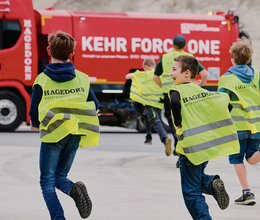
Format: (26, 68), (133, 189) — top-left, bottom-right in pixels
(212, 179), (229, 210)
(70, 181), (92, 218)
(173, 148), (179, 156)
(235, 193), (256, 206)
(176, 157), (180, 168)
(144, 138), (152, 144)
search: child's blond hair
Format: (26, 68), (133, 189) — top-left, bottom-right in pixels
(143, 58), (156, 68)
(230, 40), (253, 65)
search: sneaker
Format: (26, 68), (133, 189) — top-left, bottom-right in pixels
(173, 148), (179, 156)
(235, 193), (256, 206)
(212, 179), (229, 210)
(144, 138), (152, 144)
(176, 157), (180, 168)
(164, 138), (172, 156)
(70, 181), (92, 218)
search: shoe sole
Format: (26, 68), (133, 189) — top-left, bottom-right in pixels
(212, 179), (229, 210)
(75, 182), (92, 218)
(235, 200), (256, 206)
(165, 138), (172, 156)
(176, 159), (180, 168)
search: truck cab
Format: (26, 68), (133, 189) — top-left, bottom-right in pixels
(0, 0), (241, 131)
(0, 0), (37, 131)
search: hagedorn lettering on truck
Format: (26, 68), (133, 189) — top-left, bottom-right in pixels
(0, 0), (247, 131)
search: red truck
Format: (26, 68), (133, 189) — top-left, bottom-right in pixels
(0, 0), (244, 131)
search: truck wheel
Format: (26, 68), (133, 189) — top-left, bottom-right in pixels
(0, 91), (25, 131)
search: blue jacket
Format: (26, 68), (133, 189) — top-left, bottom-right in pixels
(30, 62), (100, 128)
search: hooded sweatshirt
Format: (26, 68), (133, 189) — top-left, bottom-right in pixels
(218, 65), (256, 96)
(218, 65), (260, 138)
(30, 62), (100, 128)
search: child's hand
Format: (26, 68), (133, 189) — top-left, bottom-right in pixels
(31, 126), (39, 132)
(30, 121), (39, 132)
(176, 126), (183, 141)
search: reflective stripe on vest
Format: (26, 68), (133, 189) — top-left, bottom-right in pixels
(172, 83), (239, 165)
(182, 118), (233, 137)
(183, 133), (238, 154)
(130, 70), (163, 109)
(40, 108), (100, 137)
(34, 70), (100, 147)
(161, 51), (192, 93)
(41, 113), (71, 138)
(41, 108), (97, 127)
(218, 71), (260, 133)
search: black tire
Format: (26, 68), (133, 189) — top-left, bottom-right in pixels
(0, 91), (25, 131)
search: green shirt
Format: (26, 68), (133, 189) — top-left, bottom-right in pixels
(154, 58), (205, 76)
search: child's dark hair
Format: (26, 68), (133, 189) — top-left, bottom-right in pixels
(174, 55), (199, 79)
(230, 39), (253, 65)
(48, 31), (75, 61)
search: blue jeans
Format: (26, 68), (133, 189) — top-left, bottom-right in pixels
(40, 134), (80, 220)
(143, 106), (168, 143)
(179, 155), (216, 220)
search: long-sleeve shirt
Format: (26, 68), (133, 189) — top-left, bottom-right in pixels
(29, 62), (100, 128)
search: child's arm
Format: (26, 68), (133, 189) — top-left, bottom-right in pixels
(169, 90), (182, 127)
(125, 73), (134, 80)
(170, 90), (183, 140)
(193, 63), (208, 86)
(87, 88), (100, 111)
(29, 84), (42, 130)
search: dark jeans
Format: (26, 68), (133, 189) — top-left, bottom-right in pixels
(40, 134), (80, 220)
(163, 93), (178, 147)
(179, 155), (216, 220)
(143, 106), (168, 143)
(144, 115), (152, 137)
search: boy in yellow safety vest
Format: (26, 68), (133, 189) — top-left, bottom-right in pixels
(218, 40), (260, 206)
(153, 34), (208, 167)
(30, 31), (100, 220)
(126, 58), (172, 156)
(170, 55), (240, 219)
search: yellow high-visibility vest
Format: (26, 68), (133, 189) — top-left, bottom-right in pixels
(218, 71), (260, 134)
(34, 70), (100, 147)
(161, 51), (192, 93)
(171, 83), (240, 165)
(130, 70), (163, 109)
